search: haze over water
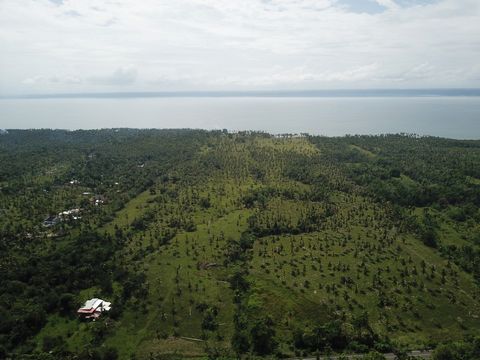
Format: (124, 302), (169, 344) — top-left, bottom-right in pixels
(1, 96), (480, 139)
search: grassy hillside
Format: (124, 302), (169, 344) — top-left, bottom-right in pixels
(0, 130), (479, 359)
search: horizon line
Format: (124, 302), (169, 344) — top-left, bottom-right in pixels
(2, 88), (480, 99)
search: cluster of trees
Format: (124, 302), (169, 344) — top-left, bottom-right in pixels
(431, 336), (480, 360)
(292, 313), (391, 356)
(441, 244), (480, 282)
(1, 130), (480, 358)
(0, 230), (119, 351)
(229, 272), (279, 357)
(0, 129), (214, 356)
(312, 134), (480, 207)
(247, 201), (334, 237)
(310, 135), (480, 283)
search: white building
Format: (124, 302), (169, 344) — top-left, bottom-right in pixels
(77, 298), (112, 320)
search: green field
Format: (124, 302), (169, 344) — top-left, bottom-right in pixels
(0, 130), (479, 359)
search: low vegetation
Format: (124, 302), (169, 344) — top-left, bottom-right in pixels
(0, 129), (479, 359)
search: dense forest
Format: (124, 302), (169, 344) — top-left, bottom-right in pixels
(0, 129), (479, 360)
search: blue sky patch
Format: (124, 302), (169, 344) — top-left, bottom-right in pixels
(338, 0), (385, 14)
(338, 0), (438, 14)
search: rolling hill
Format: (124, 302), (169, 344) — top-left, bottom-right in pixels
(0, 129), (479, 359)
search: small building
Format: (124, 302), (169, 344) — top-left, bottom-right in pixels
(91, 195), (107, 206)
(43, 215), (60, 227)
(77, 298), (112, 320)
(58, 208), (81, 220)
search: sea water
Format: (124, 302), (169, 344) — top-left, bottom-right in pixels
(1, 96), (479, 139)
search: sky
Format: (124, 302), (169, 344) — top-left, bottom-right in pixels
(0, 0), (479, 95)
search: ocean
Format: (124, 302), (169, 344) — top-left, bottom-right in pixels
(1, 96), (480, 139)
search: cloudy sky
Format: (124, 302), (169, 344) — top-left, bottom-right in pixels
(0, 0), (479, 95)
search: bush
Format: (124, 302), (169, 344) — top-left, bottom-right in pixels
(421, 228), (438, 248)
(59, 293), (76, 315)
(432, 337), (480, 360)
(250, 316), (277, 355)
(42, 335), (65, 352)
(103, 347), (119, 360)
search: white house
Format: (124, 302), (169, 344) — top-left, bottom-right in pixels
(77, 298), (112, 320)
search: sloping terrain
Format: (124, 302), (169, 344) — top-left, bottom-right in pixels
(0, 130), (479, 359)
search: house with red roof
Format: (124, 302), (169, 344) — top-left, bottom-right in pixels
(77, 298), (112, 320)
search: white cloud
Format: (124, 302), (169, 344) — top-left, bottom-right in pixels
(211, 64), (380, 87)
(0, 0), (479, 94)
(89, 66), (138, 86)
(22, 75), (82, 85)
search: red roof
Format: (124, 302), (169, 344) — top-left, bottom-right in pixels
(77, 307), (97, 314)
